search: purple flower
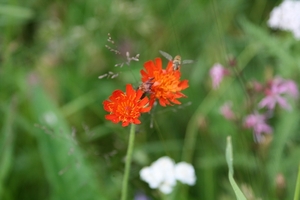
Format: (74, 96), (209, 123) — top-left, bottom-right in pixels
(244, 112), (273, 141)
(209, 63), (229, 89)
(134, 192), (151, 200)
(259, 77), (299, 110)
(278, 79), (299, 98)
(220, 101), (235, 120)
(259, 93), (290, 110)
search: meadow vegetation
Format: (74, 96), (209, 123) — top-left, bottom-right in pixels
(1, 0), (300, 199)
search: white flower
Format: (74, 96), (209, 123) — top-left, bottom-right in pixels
(159, 180), (174, 194)
(140, 167), (161, 189)
(139, 156), (176, 194)
(140, 157), (197, 194)
(174, 162), (196, 185)
(268, 0), (300, 39)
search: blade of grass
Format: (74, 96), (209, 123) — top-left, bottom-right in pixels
(226, 136), (247, 200)
(0, 97), (17, 198)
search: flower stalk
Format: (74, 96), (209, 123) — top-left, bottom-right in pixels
(121, 124), (136, 200)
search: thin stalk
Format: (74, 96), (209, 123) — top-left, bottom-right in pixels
(121, 124), (136, 200)
(294, 164), (300, 200)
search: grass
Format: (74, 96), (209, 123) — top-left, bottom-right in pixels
(1, 0), (300, 199)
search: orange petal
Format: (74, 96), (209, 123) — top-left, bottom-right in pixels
(103, 101), (113, 112)
(141, 106), (152, 113)
(122, 121), (129, 127)
(149, 98), (156, 107)
(105, 114), (119, 122)
(179, 80), (189, 89)
(170, 98), (181, 104)
(140, 70), (148, 80)
(135, 89), (144, 100)
(159, 98), (167, 107)
(154, 58), (162, 70)
(144, 60), (155, 73)
(126, 84), (135, 97)
(138, 96), (149, 106)
(133, 118), (141, 125)
(166, 61), (173, 71)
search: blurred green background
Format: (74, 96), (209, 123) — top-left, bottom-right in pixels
(1, 0), (300, 199)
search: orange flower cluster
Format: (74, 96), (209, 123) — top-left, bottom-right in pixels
(103, 58), (189, 127)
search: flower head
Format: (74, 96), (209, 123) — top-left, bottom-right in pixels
(140, 58), (189, 106)
(244, 112), (273, 142)
(140, 156), (176, 194)
(103, 84), (151, 127)
(140, 156), (196, 194)
(174, 162), (196, 186)
(259, 77), (299, 110)
(268, 0), (300, 39)
(209, 63), (229, 89)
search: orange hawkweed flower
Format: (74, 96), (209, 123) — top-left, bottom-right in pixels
(103, 84), (151, 127)
(140, 58), (189, 106)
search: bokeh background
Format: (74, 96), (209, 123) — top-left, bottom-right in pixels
(1, 0), (300, 199)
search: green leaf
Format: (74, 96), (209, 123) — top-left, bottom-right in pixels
(226, 136), (247, 200)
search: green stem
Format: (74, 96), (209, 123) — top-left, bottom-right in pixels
(121, 124), (136, 200)
(294, 164), (300, 200)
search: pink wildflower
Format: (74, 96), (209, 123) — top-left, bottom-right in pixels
(209, 63), (229, 89)
(277, 79), (299, 98)
(244, 112), (273, 142)
(259, 77), (299, 110)
(220, 101), (235, 120)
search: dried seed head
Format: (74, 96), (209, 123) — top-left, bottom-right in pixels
(98, 74), (108, 79)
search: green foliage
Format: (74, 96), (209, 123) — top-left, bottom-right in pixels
(1, 0), (300, 199)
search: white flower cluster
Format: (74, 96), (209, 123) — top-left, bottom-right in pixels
(268, 0), (300, 39)
(139, 156), (196, 194)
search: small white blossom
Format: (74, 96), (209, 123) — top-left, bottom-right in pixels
(174, 162), (196, 185)
(159, 180), (174, 194)
(140, 167), (161, 189)
(140, 157), (196, 194)
(140, 156), (176, 194)
(268, 0), (300, 39)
